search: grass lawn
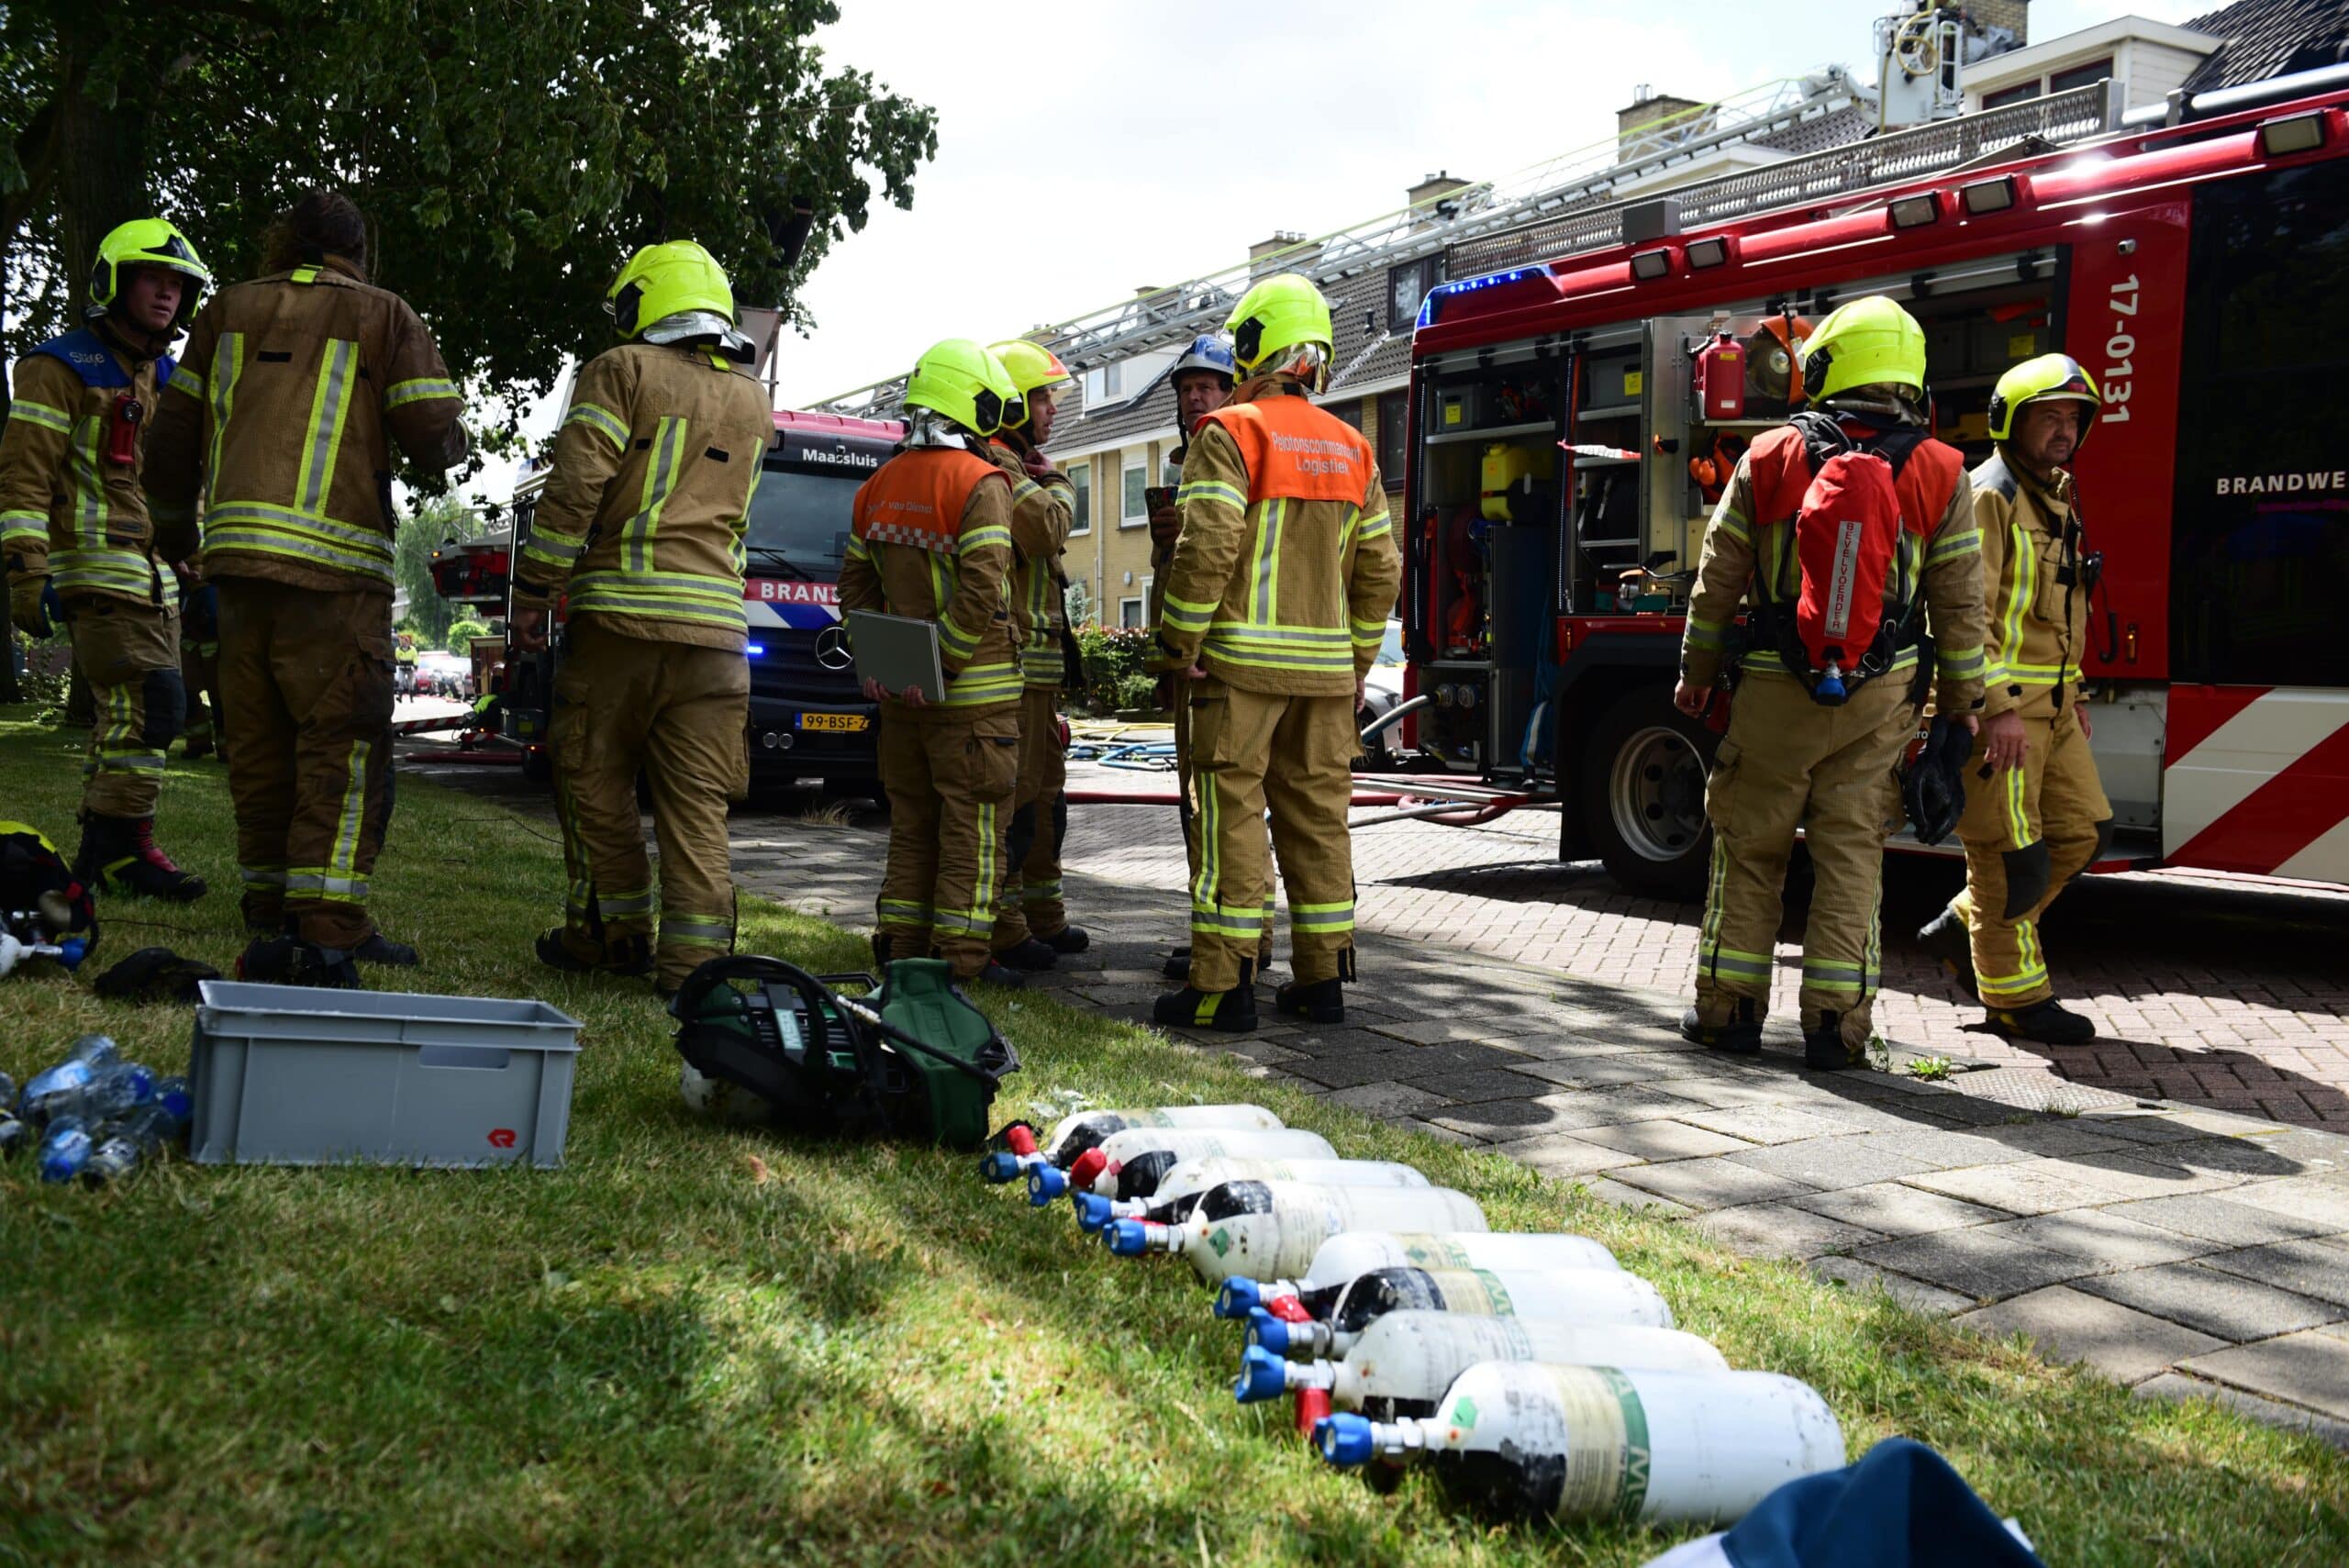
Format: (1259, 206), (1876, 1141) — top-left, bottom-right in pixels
(0, 713), (2343, 1566)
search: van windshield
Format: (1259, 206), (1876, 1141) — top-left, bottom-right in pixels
(744, 466), (861, 576)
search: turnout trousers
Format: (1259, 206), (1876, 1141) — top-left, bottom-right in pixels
(1186, 679), (1353, 993)
(65, 595), (183, 819)
(1952, 705), (2110, 1009)
(991, 684), (1070, 949)
(1694, 671), (1915, 1049)
(180, 585), (223, 758)
(550, 617), (748, 991)
(216, 579), (395, 949)
(875, 700), (1020, 979)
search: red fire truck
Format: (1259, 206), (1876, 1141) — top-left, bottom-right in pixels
(1399, 72), (2349, 900)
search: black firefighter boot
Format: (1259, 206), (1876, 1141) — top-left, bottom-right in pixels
(75, 815), (208, 903)
(237, 933), (362, 989)
(1153, 958), (1260, 1033)
(993, 936), (1060, 973)
(1985, 996), (2098, 1045)
(1916, 905), (1977, 1000)
(1276, 950), (1352, 1025)
(1803, 1010), (1870, 1071)
(1681, 995), (1763, 1053)
(1041, 924), (1090, 955)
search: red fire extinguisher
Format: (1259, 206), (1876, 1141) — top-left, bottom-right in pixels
(1693, 333), (1744, 422)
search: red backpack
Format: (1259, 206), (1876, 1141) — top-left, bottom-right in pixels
(1750, 412), (1961, 706)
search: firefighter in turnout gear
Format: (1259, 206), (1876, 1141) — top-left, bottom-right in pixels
(1917, 354), (2111, 1045)
(981, 339), (1087, 971)
(841, 339), (1027, 985)
(1675, 295), (1991, 1069)
(178, 573), (224, 761)
(145, 189), (467, 983)
(1149, 274), (1402, 1032)
(1147, 333), (1239, 980)
(508, 240), (770, 995)
(1, 217), (212, 902)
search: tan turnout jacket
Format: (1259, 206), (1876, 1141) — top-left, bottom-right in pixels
(1972, 452), (2091, 721)
(984, 434), (1074, 687)
(840, 443), (1019, 713)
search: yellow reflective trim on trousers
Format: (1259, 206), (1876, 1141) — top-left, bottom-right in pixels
(8, 400), (70, 435)
(296, 339), (360, 516)
(1193, 760), (1220, 915)
(206, 333), (244, 508)
(626, 416), (688, 573)
(330, 738), (373, 886)
(2003, 762), (2032, 849)
(1249, 498), (1284, 627)
(662, 914), (733, 944)
(1289, 899), (1354, 931)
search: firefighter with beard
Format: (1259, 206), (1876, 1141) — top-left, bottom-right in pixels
(2, 218), (212, 902)
(509, 240), (773, 996)
(1675, 295), (1989, 1069)
(981, 338), (1088, 972)
(1150, 275), (1400, 1032)
(144, 188), (467, 984)
(841, 340), (1027, 986)
(1146, 333), (1239, 980)
(1917, 354), (2111, 1044)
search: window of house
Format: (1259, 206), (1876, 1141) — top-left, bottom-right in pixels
(1327, 400), (1364, 430)
(1387, 256), (1442, 330)
(2049, 58), (2113, 95)
(1119, 596), (1144, 628)
(1068, 461), (1091, 534)
(1121, 455), (1148, 527)
(1083, 361), (1123, 406)
(1376, 390), (1408, 480)
(1981, 81), (2040, 110)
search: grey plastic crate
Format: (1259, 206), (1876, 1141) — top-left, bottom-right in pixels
(190, 981), (583, 1169)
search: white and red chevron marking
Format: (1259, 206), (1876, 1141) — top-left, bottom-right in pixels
(2163, 685), (2349, 885)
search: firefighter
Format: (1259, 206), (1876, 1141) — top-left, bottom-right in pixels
(145, 188), (467, 983)
(981, 339), (1090, 970)
(507, 240), (771, 995)
(1148, 274), (1401, 1032)
(1674, 295), (1990, 1069)
(1, 217), (213, 901)
(1917, 353), (2110, 1044)
(1146, 333), (1239, 979)
(841, 339), (1027, 986)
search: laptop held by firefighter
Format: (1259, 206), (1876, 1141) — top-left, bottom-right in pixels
(845, 609), (945, 704)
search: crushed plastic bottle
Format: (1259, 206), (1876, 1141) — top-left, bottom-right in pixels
(154, 1075), (194, 1124)
(24, 1062), (156, 1128)
(14, 1035), (122, 1115)
(1027, 1126), (1338, 1206)
(1104, 1180), (1488, 1283)
(82, 1104), (185, 1186)
(978, 1104), (1286, 1184)
(1215, 1230), (1622, 1319)
(1237, 1310), (1727, 1414)
(0, 1110), (28, 1157)
(1315, 1361), (1846, 1524)
(38, 1115), (95, 1184)
(1075, 1157), (1433, 1232)
(1248, 1264), (1674, 1359)
(0, 1071), (14, 1109)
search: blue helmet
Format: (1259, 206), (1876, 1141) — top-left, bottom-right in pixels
(1171, 333), (1237, 386)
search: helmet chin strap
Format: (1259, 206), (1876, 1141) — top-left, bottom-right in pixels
(96, 309), (171, 362)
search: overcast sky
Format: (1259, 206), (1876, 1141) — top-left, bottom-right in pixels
(466, 0), (2213, 504)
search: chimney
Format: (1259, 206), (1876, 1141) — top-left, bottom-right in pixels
(1408, 171), (1472, 210)
(1616, 86), (1708, 161)
(1248, 229), (1316, 277)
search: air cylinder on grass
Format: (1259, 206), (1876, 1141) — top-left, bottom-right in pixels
(1215, 1229), (1620, 1319)
(978, 1104), (1285, 1184)
(1249, 1266), (1673, 1359)
(1026, 1125), (1338, 1204)
(1316, 1362), (1846, 1524)
(1104, 1180), (1487, 1282)
(1075, 1156), (1431, 1230)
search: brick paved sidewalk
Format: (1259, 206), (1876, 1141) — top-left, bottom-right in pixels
(723, 791), (2349, 1446)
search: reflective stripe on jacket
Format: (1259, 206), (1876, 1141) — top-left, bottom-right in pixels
(513, 341), (771, 651)
(145, 256), (466, 595)
(1973, 452), (2090, 720)
(0, 332), (180, 607)
(840, 445), (1019, 712)
(1152, 384), (1401, 696)
(984, 436), (1074, 687)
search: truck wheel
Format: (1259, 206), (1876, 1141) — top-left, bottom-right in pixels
(1583, 686), (1718, 902)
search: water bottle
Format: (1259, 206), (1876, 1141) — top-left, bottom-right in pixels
(1027, 1125), (1338, 1205)
(1075, 1157), (1432, 1233)
(1315, 1362), (1846, 1524)
(1249, 1265), (1674, 1360)
(1104, 1180), (1487, 1283)
(979, 1104), (1286, 1184)
(83, 1104), (184, 1186)
(0, 1111), (29, 1157)
(0, 1071), (14, 1110)
(24, 1062), (156, 1127)
(155, 1075), (195, 1124)
(38, 1115), (95, 1184)
(1216, 1230), (1622, 1319)
(14, 1035), (122, 1114)
(1238, 1310), (1728, 1416)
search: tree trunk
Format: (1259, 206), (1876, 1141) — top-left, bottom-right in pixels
(52, 18), (152, 310)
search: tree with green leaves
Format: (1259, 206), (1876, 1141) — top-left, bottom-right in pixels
(393, 493), (483, 647)
(2, 0), (936, 453)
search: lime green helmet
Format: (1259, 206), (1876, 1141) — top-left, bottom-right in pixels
(1798, 295), (1927, 404)
(1987, 352), (2100, 449)
(607, 240), (736, 339)
(1226, 272), (1333, 376)
(905, 339), (1019, 437)
(87, 218), (211, 328)
(988, 339), (1074, 429)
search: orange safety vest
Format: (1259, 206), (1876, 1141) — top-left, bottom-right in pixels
(851, 446), (1008, 552)
(1197, 395), (1375, 505)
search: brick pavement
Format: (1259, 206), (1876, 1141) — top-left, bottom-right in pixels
(410, 749), (2349, 1440)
